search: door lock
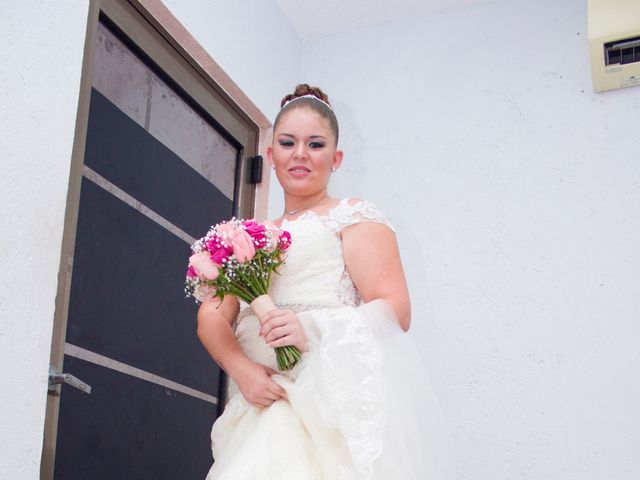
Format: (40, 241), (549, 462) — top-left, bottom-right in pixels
(48, 365), (92, 394)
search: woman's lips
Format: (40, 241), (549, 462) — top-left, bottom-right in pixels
(288, 166), (311, 178)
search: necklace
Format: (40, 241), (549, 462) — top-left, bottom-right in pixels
(285, 196), (328, 216)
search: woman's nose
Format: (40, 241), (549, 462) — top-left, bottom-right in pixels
(294, 143), (307, 159)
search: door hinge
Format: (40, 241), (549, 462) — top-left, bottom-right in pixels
(249, 155), (263, 184)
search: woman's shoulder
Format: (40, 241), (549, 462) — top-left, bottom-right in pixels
(266, 197), (394, 232)
(329, 197), (395, 232)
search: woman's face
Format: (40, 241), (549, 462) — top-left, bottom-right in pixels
(267, 107), (343, 198)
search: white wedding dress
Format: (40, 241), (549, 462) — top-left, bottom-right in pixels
(206, 199), (454, 480)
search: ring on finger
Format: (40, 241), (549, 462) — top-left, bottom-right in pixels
(281, 325), (286, 338)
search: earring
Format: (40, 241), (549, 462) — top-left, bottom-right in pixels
(331, 166), (336, 173)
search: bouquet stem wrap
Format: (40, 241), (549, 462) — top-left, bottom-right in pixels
(249, 295), (276, 318)
(250, 295), (302, 371)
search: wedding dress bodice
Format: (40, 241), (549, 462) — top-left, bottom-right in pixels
(263, 198), (393, 309)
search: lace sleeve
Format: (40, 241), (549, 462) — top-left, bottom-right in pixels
(327, 198), (395, 233)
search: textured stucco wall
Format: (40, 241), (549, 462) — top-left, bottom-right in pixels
(295, 0), (640, 478)
(0, 2), (89, 478)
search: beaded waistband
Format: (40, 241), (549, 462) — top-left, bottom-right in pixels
(236, 303), (327, 323)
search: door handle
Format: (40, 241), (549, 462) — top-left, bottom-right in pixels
(48, 365), (92, 394)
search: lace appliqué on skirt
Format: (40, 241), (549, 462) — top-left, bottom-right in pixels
(298, 304), (386, 479)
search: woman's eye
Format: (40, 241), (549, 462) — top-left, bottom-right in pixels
(279, 140), (294, 147)
(309, 142), (325, 149)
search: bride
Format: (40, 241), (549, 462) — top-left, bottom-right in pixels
(196, 84), (454, 479)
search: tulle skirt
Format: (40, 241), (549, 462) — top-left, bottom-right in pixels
(206, 301), (454, 480)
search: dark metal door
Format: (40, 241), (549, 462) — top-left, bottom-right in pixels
(48, 17), (246, 479)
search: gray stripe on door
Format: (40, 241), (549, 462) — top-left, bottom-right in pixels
(82, 165), (196, 245)
(65, 343), (218, 405)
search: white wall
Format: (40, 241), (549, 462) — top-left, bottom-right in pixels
(162, 0), (301, 124)
(0, 2), (90, 478)
(0, 1), (299, 478)
(298, 0), (640, 478)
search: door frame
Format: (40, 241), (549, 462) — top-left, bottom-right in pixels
(41, 1), (273, 477)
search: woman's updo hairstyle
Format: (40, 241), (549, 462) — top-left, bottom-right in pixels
(274, 84), (339, 145)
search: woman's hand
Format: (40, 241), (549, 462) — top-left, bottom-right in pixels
(197, 297), (285, 409)
(259, 309), (309, 352)
(233, 360), (286, 409)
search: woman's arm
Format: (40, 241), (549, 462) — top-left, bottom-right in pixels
(341, 222), (412, 331)
(197, 296), (285, 408)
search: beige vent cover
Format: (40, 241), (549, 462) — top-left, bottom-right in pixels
(588, 0), (640, 92)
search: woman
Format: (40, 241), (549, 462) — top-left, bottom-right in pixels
(197, 85), (454, 479)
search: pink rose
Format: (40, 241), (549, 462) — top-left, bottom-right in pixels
(243, 220), (267, 248)
(210, 243), (233, 265)
(215, 221), (237, 245)
(205, 235), (233, 264)
(189, 252), (219, 280)
(205, 237), (220, 252)
(230, 229), (256, 263)
(186, 265), (198, 279)
(279, 230), (292, 251)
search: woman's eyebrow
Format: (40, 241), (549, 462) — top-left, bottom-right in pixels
(278, 133), (327, 140)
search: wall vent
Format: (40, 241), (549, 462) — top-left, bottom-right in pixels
(604, 36), (640, 66)
(588, 0), (640, 92)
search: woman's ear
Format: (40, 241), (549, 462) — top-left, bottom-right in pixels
(332, 149), (344, 172)
(266, 145), (275, 169)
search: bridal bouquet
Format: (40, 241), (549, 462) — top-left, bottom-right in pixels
(185, 218), (301, 370)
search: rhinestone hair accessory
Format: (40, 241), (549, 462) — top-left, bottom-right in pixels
(282, 94), (333, 111)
